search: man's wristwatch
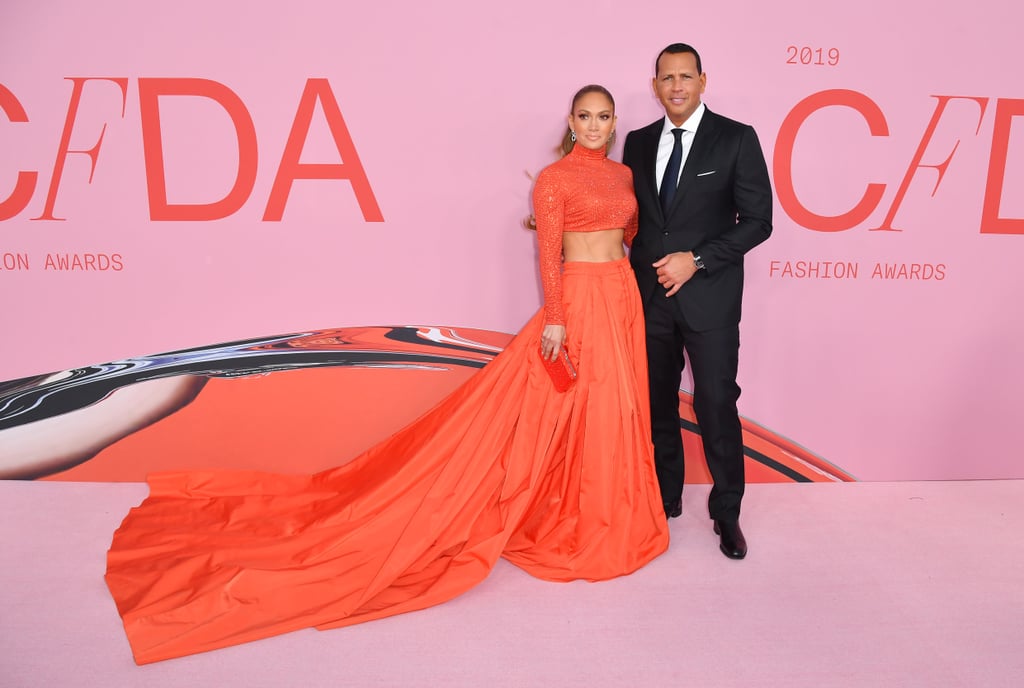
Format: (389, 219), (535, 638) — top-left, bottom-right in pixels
(693, 252), (706, 271)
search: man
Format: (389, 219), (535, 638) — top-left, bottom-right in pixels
(622, 43), (772, 560)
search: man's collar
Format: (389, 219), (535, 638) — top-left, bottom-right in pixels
(661, 102), (707, 136)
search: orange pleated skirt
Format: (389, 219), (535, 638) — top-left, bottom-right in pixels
(105, 257), (669, 664)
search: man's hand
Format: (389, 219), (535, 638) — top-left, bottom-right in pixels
(653, 251), (699, 297)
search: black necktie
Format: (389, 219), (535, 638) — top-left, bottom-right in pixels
(659, 128), (684, 213)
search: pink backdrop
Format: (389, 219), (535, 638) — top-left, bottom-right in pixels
(1, 0), (1021, 480)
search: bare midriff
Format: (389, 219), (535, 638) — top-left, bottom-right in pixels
(562, 228), (627, 263)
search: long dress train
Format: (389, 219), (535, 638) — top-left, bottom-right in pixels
(105, 257), (669, 664)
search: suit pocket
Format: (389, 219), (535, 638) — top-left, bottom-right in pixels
(692, 170), (727, 191)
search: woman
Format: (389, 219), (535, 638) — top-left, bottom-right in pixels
(105, 85), (669, 664)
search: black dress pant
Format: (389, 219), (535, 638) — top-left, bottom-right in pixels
(644, 291), (744, 522)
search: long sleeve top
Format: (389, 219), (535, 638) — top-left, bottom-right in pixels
(531, 144), (638, 325)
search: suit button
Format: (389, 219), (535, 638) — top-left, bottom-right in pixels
(663, 232), (669, 236)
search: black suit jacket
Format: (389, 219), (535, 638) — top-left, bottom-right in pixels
(623, 109), (773, 331)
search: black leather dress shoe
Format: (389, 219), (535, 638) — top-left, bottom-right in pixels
(713, 520), (747, 559)
(663, 498), (682, 519)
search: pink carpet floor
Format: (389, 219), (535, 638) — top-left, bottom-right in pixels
(2, 479), (1022, 687)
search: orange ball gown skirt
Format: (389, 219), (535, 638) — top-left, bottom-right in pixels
(105, 257), (669, 664)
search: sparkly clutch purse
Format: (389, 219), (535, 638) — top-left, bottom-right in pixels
(540, 345), (577, 393)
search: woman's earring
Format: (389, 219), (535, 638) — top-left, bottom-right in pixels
(570, 131), (576, 143)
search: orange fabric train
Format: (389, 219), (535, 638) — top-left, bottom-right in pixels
(105, 258), (669, 664)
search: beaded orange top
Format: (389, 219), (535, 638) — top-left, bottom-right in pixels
(531, 144), (638, 325)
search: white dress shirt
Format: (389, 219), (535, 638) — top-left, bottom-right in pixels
(656, 102), (706, 192)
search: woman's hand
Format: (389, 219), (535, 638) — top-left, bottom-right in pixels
(541, 324), (566, 362)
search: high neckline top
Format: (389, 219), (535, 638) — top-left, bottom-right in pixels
(568, 142), (609, 161)
(531, 144), (638, 325)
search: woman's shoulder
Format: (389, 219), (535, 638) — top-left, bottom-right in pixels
(533, 158), (571, 189)
(537, 154), (572, 176)
(606, 158), (634, 180)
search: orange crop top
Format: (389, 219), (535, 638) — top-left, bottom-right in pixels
(531, 143), (638, 325)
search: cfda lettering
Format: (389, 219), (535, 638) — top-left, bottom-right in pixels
(0, 78), (383, 223)
(774, 89), (1023, 235)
